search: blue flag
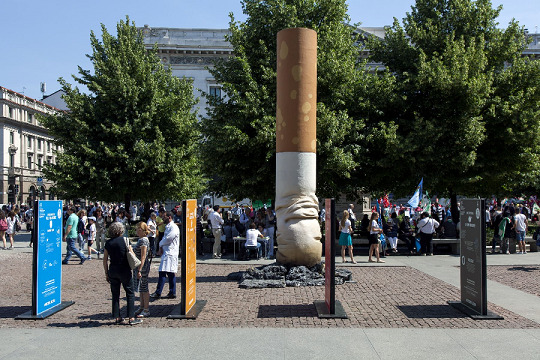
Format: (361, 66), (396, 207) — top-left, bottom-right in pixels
(407, 178), (423, 208)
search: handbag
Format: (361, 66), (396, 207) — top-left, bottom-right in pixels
(124, 237), (141, 270)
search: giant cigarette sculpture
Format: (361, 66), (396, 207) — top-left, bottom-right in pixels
(275, 28), (322, 267)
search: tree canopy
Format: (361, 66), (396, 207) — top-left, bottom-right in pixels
(200, 0), (378, 201)
(41, 17), (204, 205)
(366, 0), (540, 197)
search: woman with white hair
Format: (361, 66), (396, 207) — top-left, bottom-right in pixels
(103, 221), (142, 325)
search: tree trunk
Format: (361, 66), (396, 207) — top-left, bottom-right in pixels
(124, 193), (131, 219)
(143, 201), (152, 221)
(450, 191), (459, 224)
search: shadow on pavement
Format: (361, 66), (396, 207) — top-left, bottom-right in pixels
(398, 304), (467, 319)
(0, 306), (32, 319)
(507, 266), (540, 272)
(257, 304), (317, 318)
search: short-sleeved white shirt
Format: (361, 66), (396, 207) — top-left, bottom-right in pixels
(245, 229), (262, 247)
(341, 219), (351, 234)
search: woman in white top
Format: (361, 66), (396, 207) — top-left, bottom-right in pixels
(6, 211), (16, 249)
(338, 210), (356, 263)
(368, 212), (385, 263)
(146, 212), (157, 255)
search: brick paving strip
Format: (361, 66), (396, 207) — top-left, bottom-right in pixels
(1, 252), (538, 329)
(488, 265), (540, 297)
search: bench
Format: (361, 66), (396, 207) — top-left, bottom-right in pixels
(329, 235), (461, 254)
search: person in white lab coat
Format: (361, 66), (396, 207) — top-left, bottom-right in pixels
(150, 211), (179, 299)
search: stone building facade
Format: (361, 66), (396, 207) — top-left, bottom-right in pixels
(0, 86), (60, 205)
(141, 26), (233, 119)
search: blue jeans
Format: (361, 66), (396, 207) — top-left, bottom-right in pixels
(244, 243), (262, 258)
(155, 271), (176, 296)
(62, 237), (86, 263)
(516, 230), (525, 242)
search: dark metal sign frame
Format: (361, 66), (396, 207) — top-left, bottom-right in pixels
(449, 198), (502, 320)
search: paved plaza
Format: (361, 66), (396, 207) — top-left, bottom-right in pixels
(1, 232), (539, 359)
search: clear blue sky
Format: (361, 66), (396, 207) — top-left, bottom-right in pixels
(1, 0), (537, 100)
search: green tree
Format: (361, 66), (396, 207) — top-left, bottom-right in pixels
(200, 0), (370, 201)
(366, 0), (540, 200)
(41, 17), (204, 206)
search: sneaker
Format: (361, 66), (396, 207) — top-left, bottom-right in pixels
(164, 293), (176, 299)
(377, 260), (385, 263)
(79, 258), (86, 265)
(86, 256), (92, 260)
(134, 308), (143, 316)
(523, 251), (527, 254)
(137, 310), (150, 318)
(149, 292), (161, 299)
(129, 318), (143, 325)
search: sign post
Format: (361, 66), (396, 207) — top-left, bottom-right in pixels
(16, 200), (74, 319)
(314, 198), (347, 318)
(449, 198), (502, 320)
(168, 199), (206, 319)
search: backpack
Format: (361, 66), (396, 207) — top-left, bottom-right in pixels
(77, 219), (86, 235)
(0, 219), (7, 231)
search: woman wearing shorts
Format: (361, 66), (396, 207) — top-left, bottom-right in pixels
(338, 210), (356, 263)
(133, 222), (152, 318)
(368, 212), (385, 263)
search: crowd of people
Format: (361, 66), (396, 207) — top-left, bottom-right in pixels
(6, 196), (538, 324)
(331, 198), (540, 260)
(486, 201), (539, 254)
(204, 203), (276, 259)
(0, 203), (34, 249)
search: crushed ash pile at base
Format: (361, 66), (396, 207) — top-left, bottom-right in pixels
(227, 262), (352, 289)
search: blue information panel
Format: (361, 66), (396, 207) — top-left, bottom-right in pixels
(35, 200), (63, 315)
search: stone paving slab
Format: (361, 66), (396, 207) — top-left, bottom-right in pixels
(0, 251), (538, 329)
(1, 328), (539, 360)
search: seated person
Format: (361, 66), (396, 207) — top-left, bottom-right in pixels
(245, 223), (263, 258)
(360, 214), (370, 237)
(398, 214), (416, 253)
(441, 217), (457, 238)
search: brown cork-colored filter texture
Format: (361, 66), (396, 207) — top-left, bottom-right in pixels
(276, 28), (317, 153)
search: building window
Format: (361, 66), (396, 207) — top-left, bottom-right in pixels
(10, 154), (14, 168)
(47, 156), (52, 164)
(47, 141), (51, 152)
(209, 86), (222, 99)
(19, 109), (23, 120)
(10, 132), (14, 145)
(28, 113), (33, 123)
(27, 155), (33, 169)
(37, 156), (43, 169)
(37, 139), (42, 151)
(27, 137), (32, 149)
(8, 107), (13, 118)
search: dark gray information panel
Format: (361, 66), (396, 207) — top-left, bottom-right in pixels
(460, 198), (486, 315)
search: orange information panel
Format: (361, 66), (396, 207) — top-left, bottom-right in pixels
(182, 199), (197, 315)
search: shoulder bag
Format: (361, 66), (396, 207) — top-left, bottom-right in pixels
(124, 237), (141, 270)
